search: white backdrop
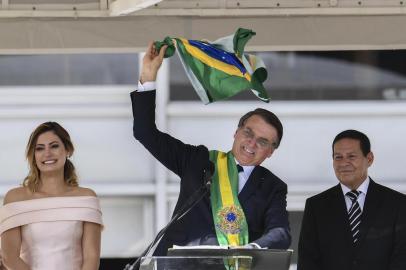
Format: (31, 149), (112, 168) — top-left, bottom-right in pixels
(1, 82), (406, 257)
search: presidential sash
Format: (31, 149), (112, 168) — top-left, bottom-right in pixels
(209, 150), (249, 246)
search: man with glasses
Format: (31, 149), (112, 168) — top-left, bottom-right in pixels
(131, 42), (291, 255)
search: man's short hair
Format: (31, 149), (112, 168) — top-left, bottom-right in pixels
(332, 129), (371, 156)
(238, 108), (283, 148)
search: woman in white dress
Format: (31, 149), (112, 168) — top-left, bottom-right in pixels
(0, 122), (103, 270)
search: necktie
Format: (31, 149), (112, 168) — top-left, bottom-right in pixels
(346, 190), (362, 243)
(236, 164), (244, 173)
(236, 165), (244, 193)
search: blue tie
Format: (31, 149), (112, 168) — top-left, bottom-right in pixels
(346, 190), (362, 243)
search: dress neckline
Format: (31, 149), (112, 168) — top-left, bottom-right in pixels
(3, 195), (97, 206)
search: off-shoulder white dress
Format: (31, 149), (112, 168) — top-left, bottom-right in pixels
(0, 196), (103, 270)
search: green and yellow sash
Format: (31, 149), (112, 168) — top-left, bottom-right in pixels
(209, 150), (249, 247)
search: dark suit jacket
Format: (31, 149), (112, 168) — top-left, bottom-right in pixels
(131, 90), (291, 255)
(298, 179), (406, 270)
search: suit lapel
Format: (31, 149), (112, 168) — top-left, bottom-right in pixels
(238, 166), (262, 203)
(355, 179), (382, 250)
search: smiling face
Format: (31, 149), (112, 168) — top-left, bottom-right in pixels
(333, 138), (374, 190)
(34, 131), (69, 174)
(232, 115), (278, 166)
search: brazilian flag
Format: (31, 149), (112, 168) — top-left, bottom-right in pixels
(155, 28), (270, 104)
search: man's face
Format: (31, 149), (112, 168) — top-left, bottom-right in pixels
(232, 115), (278, 166)
(333, 138), (374, 190)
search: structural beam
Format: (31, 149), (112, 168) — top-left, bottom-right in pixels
(0, 14), (406, 54)
(109, 0), (163, 16)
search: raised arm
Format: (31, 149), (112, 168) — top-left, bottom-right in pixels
(132, 42), (209, 178)
(140, 41), (167, 83)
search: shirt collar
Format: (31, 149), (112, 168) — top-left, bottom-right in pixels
(340, 176), (370, 196)
(240, 165), (255, 177)
(234, 159), (255, 177)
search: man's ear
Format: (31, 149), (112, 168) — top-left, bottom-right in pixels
(233, 128), (239, 139)
(367, 151), (374, 166)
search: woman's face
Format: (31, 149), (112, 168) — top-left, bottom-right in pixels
(34, 131), (69, 174)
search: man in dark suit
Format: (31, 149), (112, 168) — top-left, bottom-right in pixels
(298, 129), (406, 270)
(131, 42), (291, 255)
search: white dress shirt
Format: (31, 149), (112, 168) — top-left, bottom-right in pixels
(137, 81), (156, 92)
(340, 176), (370, 211)
(237, 164), (255, 193)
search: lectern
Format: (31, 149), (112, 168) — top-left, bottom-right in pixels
(139, 255), (252, 270)
(167, 248), (292, 270)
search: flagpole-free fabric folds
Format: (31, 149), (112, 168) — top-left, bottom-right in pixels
(155, 28), (270, 104)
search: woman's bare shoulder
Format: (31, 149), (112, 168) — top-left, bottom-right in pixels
(3, 187), (31, 205)
(70, 186), (97, 197)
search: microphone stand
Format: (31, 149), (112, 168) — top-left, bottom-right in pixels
(123, 176), (212, 270)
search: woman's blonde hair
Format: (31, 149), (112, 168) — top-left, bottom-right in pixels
(23, 122), (78, 192)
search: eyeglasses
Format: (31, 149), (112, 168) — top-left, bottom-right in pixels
(239, 127), (276, 149)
